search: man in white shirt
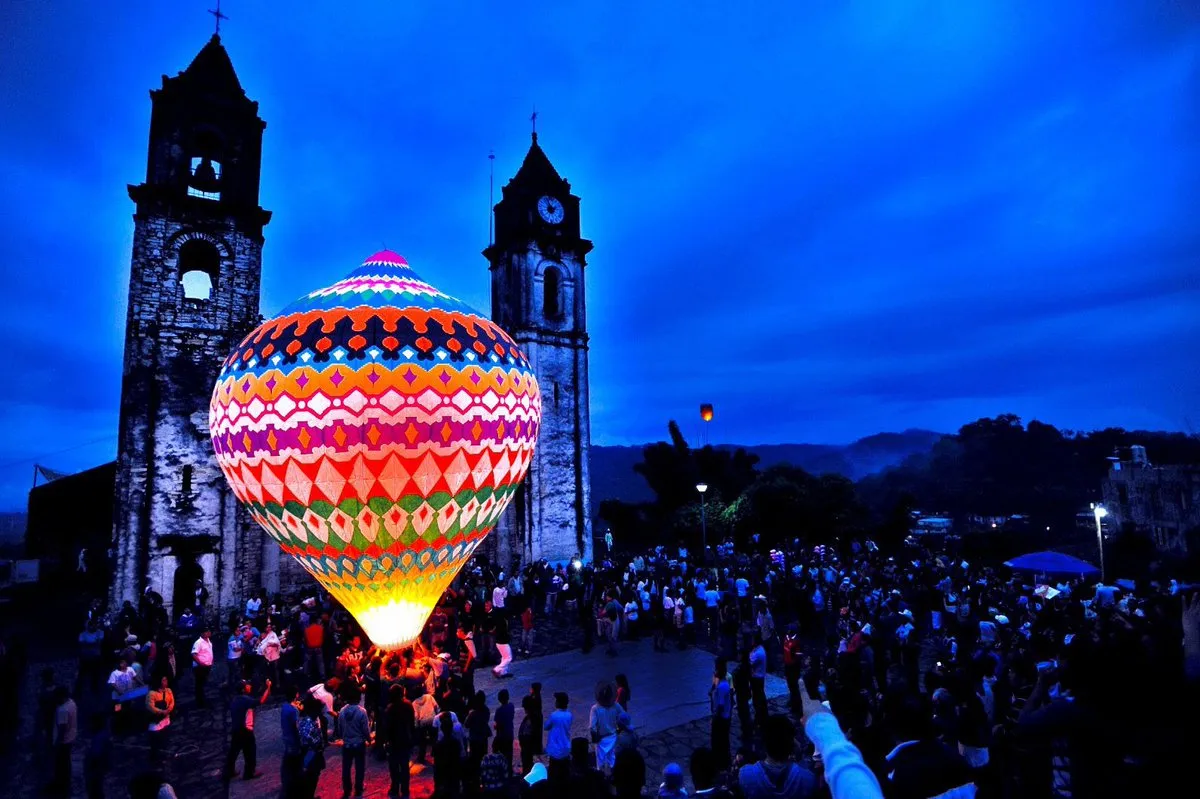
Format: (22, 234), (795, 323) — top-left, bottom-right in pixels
(191, 629), (213, 708)
(493, 584), (508, 613)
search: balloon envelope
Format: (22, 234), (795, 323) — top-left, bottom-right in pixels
(209, 250), (540, 649)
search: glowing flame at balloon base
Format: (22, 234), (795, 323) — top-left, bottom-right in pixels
(351, 597), (449, 651)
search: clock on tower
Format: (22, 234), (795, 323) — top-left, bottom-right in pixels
(484, 132), (593, 567)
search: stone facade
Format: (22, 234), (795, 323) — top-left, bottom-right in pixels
(1101, 446), (1200, 555)
(484, 134), (593, 567)
(111, 35), (306, 617)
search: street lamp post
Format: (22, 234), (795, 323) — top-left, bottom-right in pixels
(1091, 503), (1108, 582)
(696, 483), (709, 557)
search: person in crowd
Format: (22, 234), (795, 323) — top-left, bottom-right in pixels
(50, 686), (78, 797)
(545, 691), (573, 784)
(298, 694), (328, 799)
(615, 712), (638, 756)
(615, 672), (631, 710)
(224, 678), (270, 781)
(433, 711), (464, 798)
(146, 675), (174, 761)
(226, 626), (246, 688)
(738, 715), (817, 799)
(83, 713), (111, 799)
(519, 681), (545, 775)
(690, 748), (734, 799)
(590, 681), (622, 772)
(748, 633), (769, 729)
(383, 683), (414, 798)
(493, 688), (515, 773)
(465, 689), (492, 783)
(612, 749), (647, 799)
(710, 658), (734, 771)
(191, 628), (213, 709)
(280, 684), (303, 799)
(338, 681), (371, 797)
(659, 762), (688, 799)
(258, 623), (283, 689)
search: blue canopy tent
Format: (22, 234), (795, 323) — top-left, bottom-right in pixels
(1004, 551), (1099, 578)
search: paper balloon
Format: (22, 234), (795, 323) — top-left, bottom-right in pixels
(209, 250), (540, 649)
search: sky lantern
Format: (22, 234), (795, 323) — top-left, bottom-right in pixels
(700, 403), (714, 423)
(209, 250), (540, 650)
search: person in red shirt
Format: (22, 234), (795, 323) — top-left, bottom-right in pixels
(520, 605), (535, 656)
(304, 619), (325, 681)
(782, 624), (802, 708)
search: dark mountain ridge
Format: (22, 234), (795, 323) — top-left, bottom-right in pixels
(591, 429), (943, 508)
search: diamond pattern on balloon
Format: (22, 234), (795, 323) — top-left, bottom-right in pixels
(378, 454), (411, 500)
(347, 455), (376, 502)
(343, 390), (368, 413)
(459, 497), (479, 529)
(411, 502), (434, 537)
(357, 506), (380, 543)
(382, 506), (408, 541)
(491, 452), (511, 487)
(314, 460), (347, 503)
(284, 461), (313, 506)
(259, 463), (285, 504)
(303, 508), (329, 544)
(443, 451), (470, 495)
(240, 463), (264, 504)
(481, 390), (499, 410)
(417, 389), (442, 411)
(412, 453), (442, 497)
(436, 499), (460, 535)
(328, 507), (355, 543)
(470, 452), (493, 490)
(379, 390), (404, 412)
(308, 392), (332, 415)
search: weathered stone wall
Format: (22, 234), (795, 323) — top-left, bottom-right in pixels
(112, 213), (285, 618)
(1102, 461), (1200, 554)
(488, 244), (593, 567)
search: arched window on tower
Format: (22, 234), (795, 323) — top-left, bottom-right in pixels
(543, 266), (561, 319)
(179, 238), (220, 301)
(182, 465), (194, 494)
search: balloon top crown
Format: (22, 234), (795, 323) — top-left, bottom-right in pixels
(277, 250), (480, 318)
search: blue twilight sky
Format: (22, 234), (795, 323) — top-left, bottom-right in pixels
(1, 1), (1198, 511)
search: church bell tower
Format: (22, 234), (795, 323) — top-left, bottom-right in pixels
(485, 133), (594, 566)
(111, 35), (275, 614)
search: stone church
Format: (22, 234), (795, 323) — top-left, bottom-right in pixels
(107, 35), (592, 616)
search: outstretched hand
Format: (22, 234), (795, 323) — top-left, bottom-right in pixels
(799, 687), (830, 726)
(1184, 593), (1200, 643)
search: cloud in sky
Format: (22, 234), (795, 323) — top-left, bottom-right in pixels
(0, 1), (1197, 509)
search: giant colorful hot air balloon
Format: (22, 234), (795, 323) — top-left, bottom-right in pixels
(209, 250), (540, 650)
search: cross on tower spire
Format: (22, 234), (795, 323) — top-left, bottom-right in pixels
(530, 106), (538, 141)
(209, 0), (229, 35)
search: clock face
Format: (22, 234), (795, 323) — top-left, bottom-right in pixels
(537, 195), (565, 224)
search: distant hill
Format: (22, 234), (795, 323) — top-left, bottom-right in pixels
(591, 429), (943, 508)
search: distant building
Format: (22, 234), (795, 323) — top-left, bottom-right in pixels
(1101, 446), (1200, 554)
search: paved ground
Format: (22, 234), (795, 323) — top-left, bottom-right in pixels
(231, 638), (788, 799)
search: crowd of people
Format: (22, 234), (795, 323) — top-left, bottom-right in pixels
(28, 533), (1200, 799)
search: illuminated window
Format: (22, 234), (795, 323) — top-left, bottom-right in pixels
(179, 238), (220, 301)
(181, 271), (212, 300)
(544, 266), (561, 319)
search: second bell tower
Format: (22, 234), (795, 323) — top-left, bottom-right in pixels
(485, 133), (594, 566)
